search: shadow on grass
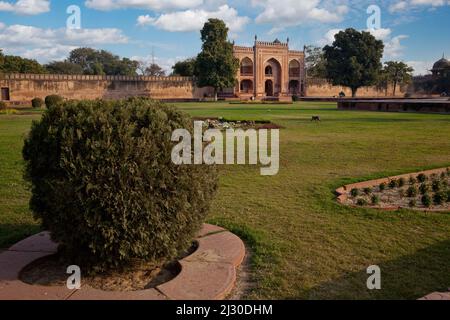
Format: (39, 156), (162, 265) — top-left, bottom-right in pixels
(306, 239), (450, 300)
(0, 223), (41, 250)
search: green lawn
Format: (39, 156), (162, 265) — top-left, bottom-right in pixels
(1, 101), (450, 299)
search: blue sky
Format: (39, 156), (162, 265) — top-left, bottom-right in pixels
(0, 0), (449, 75)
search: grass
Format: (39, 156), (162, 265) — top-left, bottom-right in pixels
(1, 102), (450, 299)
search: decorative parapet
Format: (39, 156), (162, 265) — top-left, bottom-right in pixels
(233, 46), (254, 52)
(0, 73), (194, 82)
(255, 41), (288, 47)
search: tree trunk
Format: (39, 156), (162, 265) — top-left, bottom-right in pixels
(351, 87), (357, 98)
(214, 88), (218, 102)
(393, 81), (397, 96)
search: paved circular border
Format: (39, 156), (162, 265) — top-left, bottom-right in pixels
(0, 224), (245, 300)
(336, 167), (450, 212)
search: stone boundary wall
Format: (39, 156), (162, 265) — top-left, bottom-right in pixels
(0, 73), (213, 104)
(306, 78), (408, 98)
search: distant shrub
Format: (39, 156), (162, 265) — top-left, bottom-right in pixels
(31, 98), (44, 109)
(433, 192), (445, 205)
(389, 179), (398, 189)
(44, 95), (64, 108)
(441, 172), (446, 179)
(406, 186), (418, 198)
(432, 180), (441, 192)
(419, 183), (429, 195)
(0, 101), (6, 110)
(417, 173), (427, 183)
(409, 176), (417, 185)
(356, 198), (368, 206)
(292, 95), (300, 102)
(408, 199), (416, 207)
(338, 91), (346, 98)
(447, 190), (450, 202)
(371, 195), (380, 205)
(23, 98), (218, 271)
(363, 187), (372, 195)
(398, 178), (406, 187)
(379, 183), (387, 192)
(0, 108), (19, 115)
(350, 188), (360, 197)
(421, 194), (432, 207)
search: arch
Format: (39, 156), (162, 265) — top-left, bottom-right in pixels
(264, 58), (282, 96)
(240, 79), (253, 94)
(289, 80), (299, 94)
(240, 57), (253, 76)
(289, 59), (300, 77)
(265, 80), (273, 96)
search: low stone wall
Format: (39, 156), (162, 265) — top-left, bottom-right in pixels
(338, 99), (450, 113)
(306, 78), (408, 98)
(0, 74), (214, 104)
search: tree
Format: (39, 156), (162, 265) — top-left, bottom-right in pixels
(45, 61), (84, 74)
(304, 45), (327, 78)
(382, 61), (414, 96)
(145, 63), (166, 76)
(68, 48), (138, 76)
(194, 19), (239, 100)
(323, 28), (384, 97)
(172, 58), (196, 76)
(0, 50), (46, 74)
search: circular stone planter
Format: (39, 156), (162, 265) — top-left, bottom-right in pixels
(336, 167), (450, 212)
(0, 224), (245, 300)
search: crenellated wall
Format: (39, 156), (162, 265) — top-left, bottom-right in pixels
(0, 74), (214, 104)
(305, 78), (408, 97)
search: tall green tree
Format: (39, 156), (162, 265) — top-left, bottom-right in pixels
(194, 19), (239, 100)
(304, 45), (327, 78)
(172, 58), (196, 76)
(382, 61), (414, 96)
(324, 28), (384, 97)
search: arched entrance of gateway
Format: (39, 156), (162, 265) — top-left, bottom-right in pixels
(289, 80), (299, 94)
(264, 58), (281, 96)
(265, 80), (273, 96)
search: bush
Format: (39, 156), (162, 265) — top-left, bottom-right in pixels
(432, 179), (442, 192)
(350, 188), (360, 197)
(31, 98), (44, 109)
(421, 194), (432, 207)
(389, 179), (398, 189)
(292, 95), (300, 102)
(417, 173), (427, 183)
(23, 98), (218, 271)
(419, 183), (429, 195)
(379, 182), (387, 192)
(433, 192), (445, 205)
(356, 198), (368, 206)
(371, 195), (380, 205)
(363, 187), (372, 195)
(398, 178), (405, 187)
(406, 186), (418, 198)
(338, 91), (346, 98)
(44, 95), (64, 108)
(0, 101), (6, 110)
(409, 176), (417, 185)
(447, 190), (450, 202)
(408, 199), (416, 207)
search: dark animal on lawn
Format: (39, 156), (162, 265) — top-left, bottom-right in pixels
(311, 116), (321, 122)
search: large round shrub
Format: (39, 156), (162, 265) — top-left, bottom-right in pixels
(31, 97), (44, 109)
(23, 98), (218, 271)
(44, 95), (64, 108)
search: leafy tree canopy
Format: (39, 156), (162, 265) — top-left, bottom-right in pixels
(45, 61), (84, 75)
(194, 19), (239, 100)
(145, 63), (166, 77)
(0, 49), (47, 74)
(172, 58), (196, 76)
(323, 28), (384, 97)
(304, 45), (327, 78)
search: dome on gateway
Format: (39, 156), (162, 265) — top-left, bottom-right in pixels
(432, 56), (450, 70)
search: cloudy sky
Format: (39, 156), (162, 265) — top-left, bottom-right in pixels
(0, 0), (449, 75)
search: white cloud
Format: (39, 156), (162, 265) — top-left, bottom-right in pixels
(406, 60), (433, 75)
(252, 0), (348, 32)
(137, 5), (249, 33)
(384, 35), (408, 58)
(389, 0), (450, 12)
(0, 23), (128, 63)
(317, 28), (341, 46)
(0, 0), (50, 15)
(85, 0), (203, 11)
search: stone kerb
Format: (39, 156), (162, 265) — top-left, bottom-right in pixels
(335, 167), (450, 212)
(0, 224), (245, 300)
